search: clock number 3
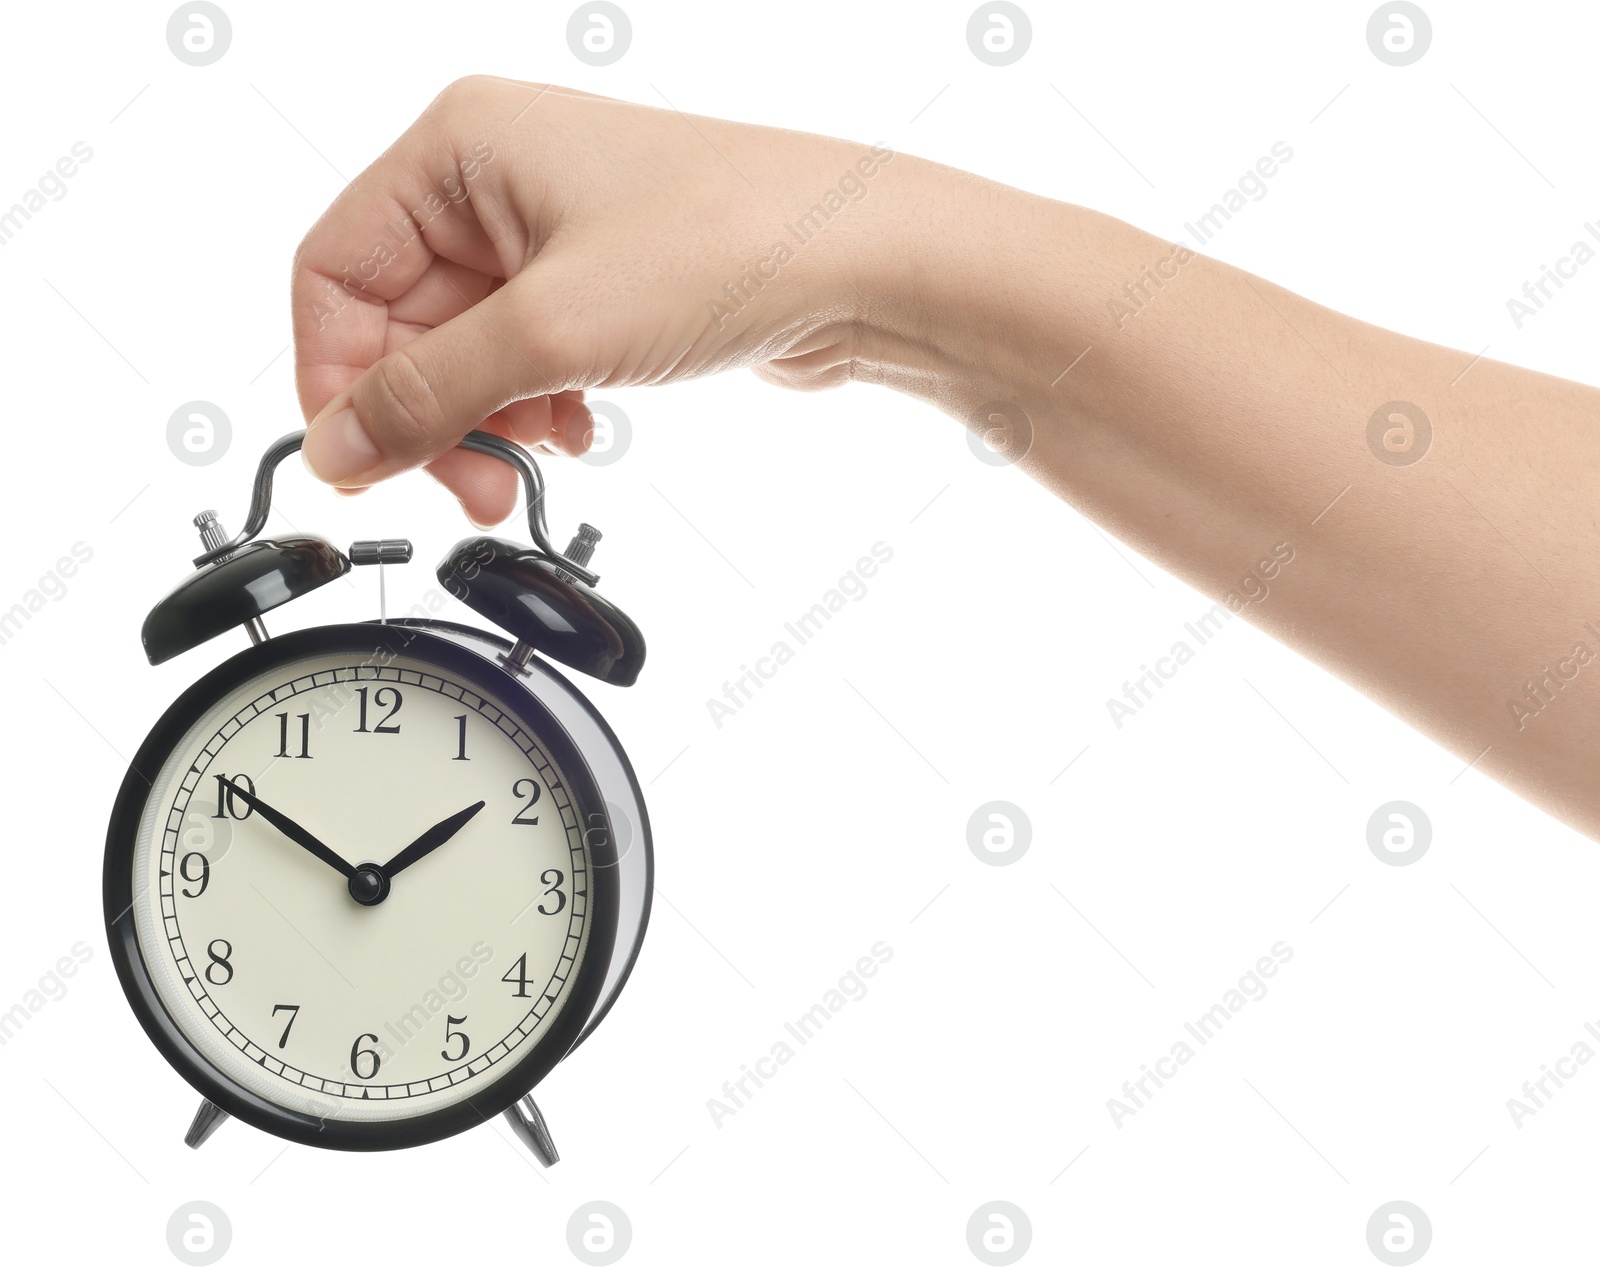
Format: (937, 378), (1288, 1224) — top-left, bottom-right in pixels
(353, 686), (403, 734)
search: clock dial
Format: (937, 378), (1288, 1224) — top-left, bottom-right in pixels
(126, 639), (604, 1124)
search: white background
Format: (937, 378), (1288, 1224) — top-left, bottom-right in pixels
(1, 0), (1595, 1264)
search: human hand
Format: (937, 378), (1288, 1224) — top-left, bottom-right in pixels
(292, 76), (912, 525)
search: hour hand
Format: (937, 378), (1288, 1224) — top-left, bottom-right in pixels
(382, 802), (486, 878)
(216, 777), (353, 878)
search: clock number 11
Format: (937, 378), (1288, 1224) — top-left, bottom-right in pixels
(274, 711), (312, 759)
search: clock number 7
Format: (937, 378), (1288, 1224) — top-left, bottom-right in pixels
(271, 1003), (300, 1049)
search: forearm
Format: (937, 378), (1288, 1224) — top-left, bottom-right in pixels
(864, 161), (1600, 837)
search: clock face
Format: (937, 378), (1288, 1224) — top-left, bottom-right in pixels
(111, 626), (616, 1141)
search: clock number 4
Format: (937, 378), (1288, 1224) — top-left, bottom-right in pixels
(274, 711), (313, 759)
(353, 686), (402, 734)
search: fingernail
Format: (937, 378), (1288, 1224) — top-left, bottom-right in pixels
(302, 407), (381, 484)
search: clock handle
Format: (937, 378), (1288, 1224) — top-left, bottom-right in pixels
(192, 429), (600, 587)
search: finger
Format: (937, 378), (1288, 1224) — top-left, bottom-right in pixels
(424, 391), (591, 525)
(301, 270), (582, 487)
(292, 88), (519, 424)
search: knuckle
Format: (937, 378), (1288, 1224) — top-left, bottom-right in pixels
(365, 346), (448, 455)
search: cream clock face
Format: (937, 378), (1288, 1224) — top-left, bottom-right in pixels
(127, 643), (598, 1124)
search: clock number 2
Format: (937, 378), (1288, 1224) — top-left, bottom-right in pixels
(512, 778), (541, 825)
(353, 686), (402, 734)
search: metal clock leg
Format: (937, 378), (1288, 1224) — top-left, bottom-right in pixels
(184, 1098), (230, 1149)
(503, 1095), (560, 1166)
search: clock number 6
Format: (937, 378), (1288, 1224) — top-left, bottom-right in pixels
(441, 1014), (471, 1062)
(203, 938), (233, 986)
(350, 1033), (382, 1080)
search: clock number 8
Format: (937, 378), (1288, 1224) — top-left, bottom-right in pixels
(204, 938), (233, 986)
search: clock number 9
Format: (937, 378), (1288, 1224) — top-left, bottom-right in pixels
(204, 938), (233, 986)
(350, 1033), (382, 1080)
(512, 778), (541, 825)
(178, 851), (210, 898)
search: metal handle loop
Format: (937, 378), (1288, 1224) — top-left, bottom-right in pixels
(191, 429), (600, 587)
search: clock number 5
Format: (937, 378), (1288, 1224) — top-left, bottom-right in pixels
(353, 686), (402, 734)
(441, 1015), (471, 1062)
(350, 1033), (382, 1080)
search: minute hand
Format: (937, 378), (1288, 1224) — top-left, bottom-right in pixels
(382, 801), (487, 878)
(217, 777), (354, 878)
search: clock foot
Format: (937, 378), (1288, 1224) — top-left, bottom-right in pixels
(504, 1095), (560, 1166)
(184, 1098), (230, 1149)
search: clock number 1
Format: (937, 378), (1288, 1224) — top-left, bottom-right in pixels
(453, 714), (469, 761)
(353, 686), (402, 734)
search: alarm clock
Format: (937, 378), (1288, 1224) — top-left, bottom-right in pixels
(103, 429), (651, 1160)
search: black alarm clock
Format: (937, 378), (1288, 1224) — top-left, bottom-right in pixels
(104, 429), (651, 1160)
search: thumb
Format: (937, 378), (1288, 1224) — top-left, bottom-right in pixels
(302, 275), (580, 486)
